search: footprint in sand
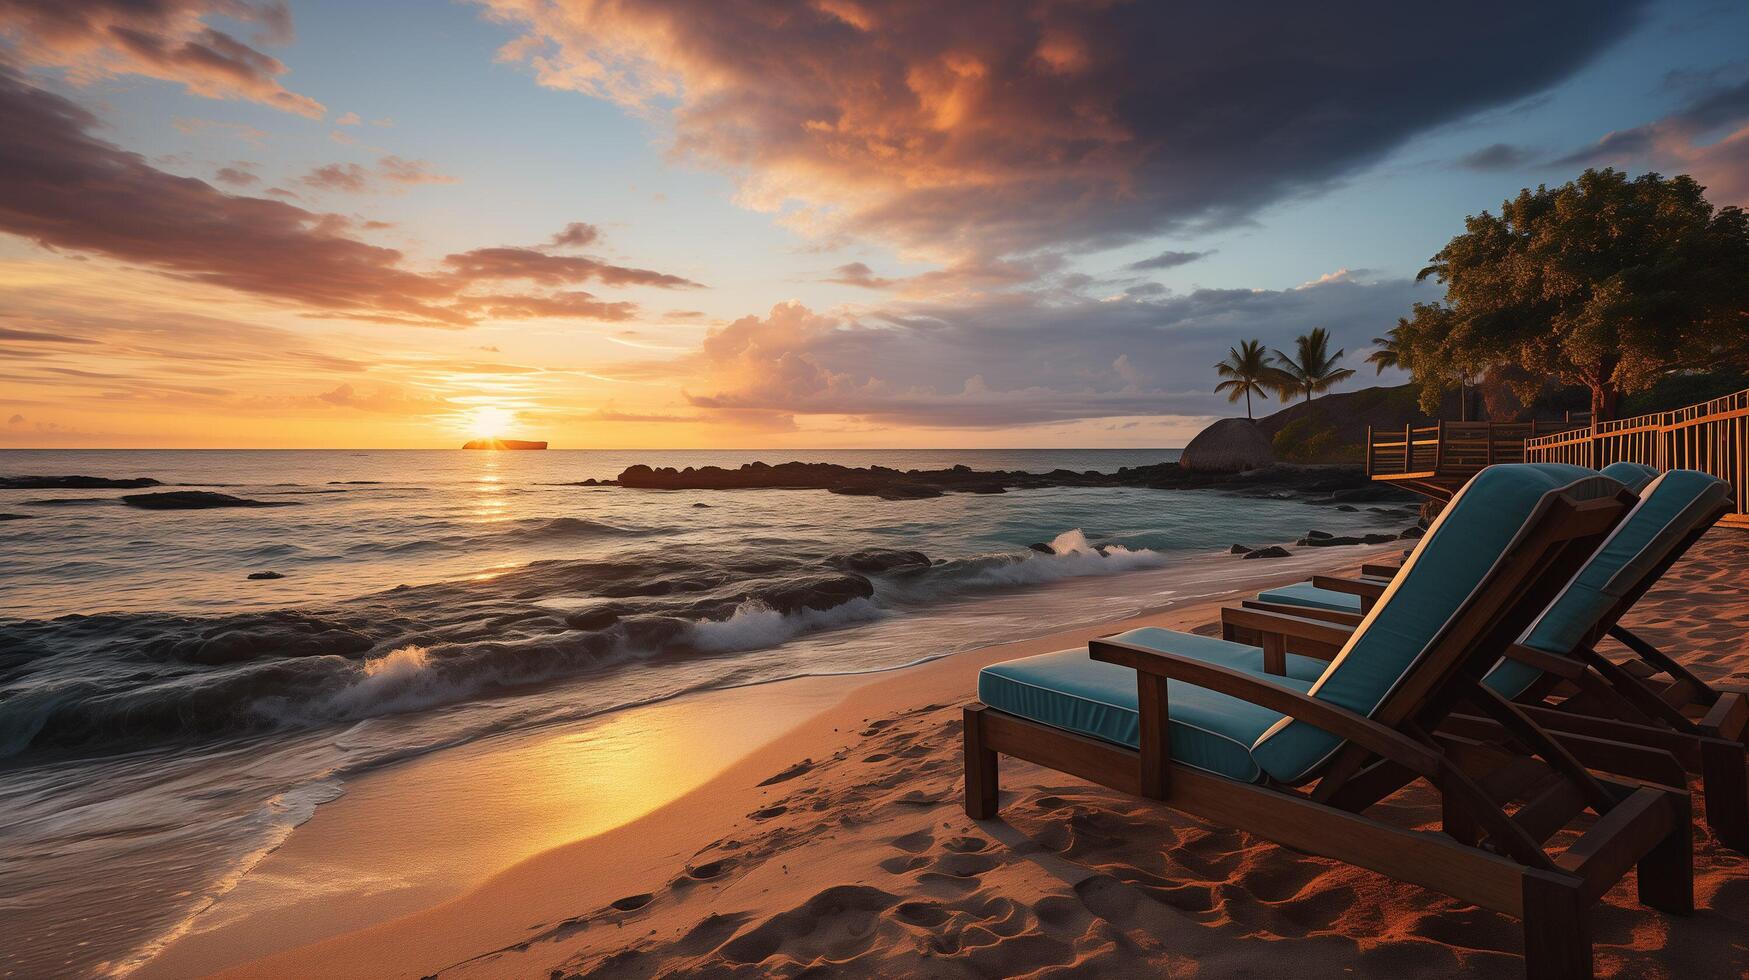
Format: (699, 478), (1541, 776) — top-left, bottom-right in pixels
(757, 759), (815, 787)
(609, 893), (653, 912)
(748, 804), (788, 820)
(890, 830), (933, 853)
(677, 857), (735, 883)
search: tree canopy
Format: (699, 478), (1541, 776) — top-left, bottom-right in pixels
(1399, 168), (1749, 419)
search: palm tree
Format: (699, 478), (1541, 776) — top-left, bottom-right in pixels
(1365, 324), (1406, 375)
(1213, 339), (1281, 419)
(1272, 327), (1356, 403)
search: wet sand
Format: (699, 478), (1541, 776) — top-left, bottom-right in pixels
(151, 534), (1749, 977)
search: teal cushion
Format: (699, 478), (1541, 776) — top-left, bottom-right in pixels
(1256, 582), (1364, 614)
(1600, 461), (1660, 493)
(1106, 626), (1328, 682)
(1251, 463), (1625, 784)
(978, 643), (1316, 782)
(1519, 469), (1729, 660)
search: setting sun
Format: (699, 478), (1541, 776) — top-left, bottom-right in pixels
(465, 406), (517, 439)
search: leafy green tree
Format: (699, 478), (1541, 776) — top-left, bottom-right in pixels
(1213, 339), (1284, 418)
(1402, 168), (1749, 419)
(1271, 327), (1355, 403)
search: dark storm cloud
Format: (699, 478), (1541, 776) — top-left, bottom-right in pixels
(486, 0), (1646, 257)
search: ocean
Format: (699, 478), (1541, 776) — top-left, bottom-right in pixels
(0, 449), (1406, 976)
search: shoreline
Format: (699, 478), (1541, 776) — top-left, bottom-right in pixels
(139, 550), (1384, 977)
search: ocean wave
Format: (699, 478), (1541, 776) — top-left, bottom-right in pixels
(0, 528), (1179, 760)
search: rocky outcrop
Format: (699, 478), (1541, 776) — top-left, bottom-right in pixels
(611, 459), (1405, 502)
(1178, 418), (1274, 473)
(1242, 546), (1292, 559)
(121, 492), (292, 510)
(0, 475), (161, 490)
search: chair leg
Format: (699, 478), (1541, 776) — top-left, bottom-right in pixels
(964, 706), (999, 819)
(1441, 792), (1481, 846)
(1699, 737), (1749, 852)
(1522, 871), (1592, 980)
(1637, 790), (1694, 915)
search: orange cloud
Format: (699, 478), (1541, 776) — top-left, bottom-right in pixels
(0, 70), (694, 326)
(479, 0), (1643, 259)
(0, 0), (323, 117)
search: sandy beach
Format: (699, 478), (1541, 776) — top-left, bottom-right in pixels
(131, 532), (1749, 978)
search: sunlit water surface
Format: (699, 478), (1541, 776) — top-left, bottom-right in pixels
(0, 449), (1409, 976)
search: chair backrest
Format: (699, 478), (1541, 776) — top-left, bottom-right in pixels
(1250, 464), (1628, 783)
(1599, 461), (1660, 493)
(1481, 468), (1732, 697)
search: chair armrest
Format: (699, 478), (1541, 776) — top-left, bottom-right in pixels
(1088, 637), (1441, 778)
(1360, 562), (1402, 579)
(1310, 575), (1387, 600)
(1239, 599), (1365, 628)
(1499, 643), (1587, 681)
(1221, 606), (1357, 648)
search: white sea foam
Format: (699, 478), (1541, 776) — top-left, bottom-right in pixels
(689, 597), (886, 653)
(957, 528), (1172, 588)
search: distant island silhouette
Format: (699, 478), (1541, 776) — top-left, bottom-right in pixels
(462, 439), (548, 450)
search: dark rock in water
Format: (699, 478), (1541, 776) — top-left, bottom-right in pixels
(246, 571), (285, 580)
(1228, 544), (1253, 555)
(1243, 546), (1292, 559)
(1299, 534), (1364, 546)
(25, 497), (117, 506)
(1179, 418), (1273, 473)
(692, 502), (711, 508)
(121, 491), (292, 510)
(829, 549), (932, 574)
(753, 573), (875, 614)
(1335, 504), (1358, 512)
(0, 512), (31, 520)
(1029, 542), (1056, 555)
(1361, 533), (1399, 544)
(1400, 525), (1426, 540)
(1304, 530), (1333, 540)
(0, 475), (161, 490)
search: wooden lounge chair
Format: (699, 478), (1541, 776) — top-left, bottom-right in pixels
(1231, 465), (1746, 849)
(963, 465), (1691, 979)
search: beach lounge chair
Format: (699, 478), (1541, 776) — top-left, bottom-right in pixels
(963, 465), (1691, 979)
(1231, 465), (1746, 849)
(1254, 461), (1663, 616)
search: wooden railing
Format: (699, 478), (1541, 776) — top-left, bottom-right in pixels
(1366, 419), (1588, 479)
(1525, 387), (1749, 521)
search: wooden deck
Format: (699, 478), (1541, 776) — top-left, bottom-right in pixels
(1365, 419), (1589, 500)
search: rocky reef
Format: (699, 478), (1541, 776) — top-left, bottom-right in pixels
(608, 459), (1415, 504)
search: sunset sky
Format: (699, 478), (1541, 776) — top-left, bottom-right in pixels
(3, 0), (1747, 448)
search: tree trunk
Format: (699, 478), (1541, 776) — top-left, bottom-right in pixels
(1245, 388), (1252, 419)
(1590, 384), (1620, 422)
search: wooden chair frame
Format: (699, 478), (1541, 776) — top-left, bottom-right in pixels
(965, 489), (1692, 979)
(1234, 503), (1749, 849)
